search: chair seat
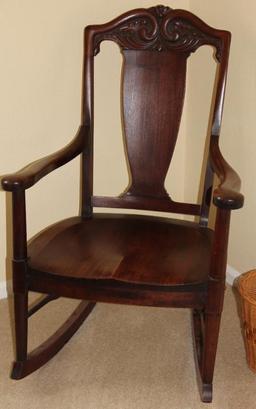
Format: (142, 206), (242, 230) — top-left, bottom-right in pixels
(28, 213), (213, 287)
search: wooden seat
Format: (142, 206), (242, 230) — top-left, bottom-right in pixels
(1, 4), (244, 403)
(28, 214), (213, 286)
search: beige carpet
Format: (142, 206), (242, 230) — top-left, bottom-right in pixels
(0, 286), (255, 409)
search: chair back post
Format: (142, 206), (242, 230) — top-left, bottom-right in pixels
(200, 31), (231, 226)
(81, 28), (95, 218)
(199, 161), (213, 227)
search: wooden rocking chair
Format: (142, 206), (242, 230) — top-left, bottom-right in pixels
(1, 5), (244, 403)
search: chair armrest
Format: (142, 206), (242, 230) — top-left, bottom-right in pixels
(1, 125), (88, 191)
(210, 138), (244, 210)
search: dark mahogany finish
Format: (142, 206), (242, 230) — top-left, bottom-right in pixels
(1, 5), (243, 403)
(28, 214), (213, 286)
(122, 50), (186, 198)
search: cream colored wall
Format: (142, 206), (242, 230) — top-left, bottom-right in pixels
(0, 0), (189, 288)
(187, 0), (256, 273)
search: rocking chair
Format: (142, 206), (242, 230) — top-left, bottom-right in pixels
(1, 5), (244, 403)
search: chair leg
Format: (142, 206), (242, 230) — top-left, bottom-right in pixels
(200, 311), (222, 402)
(11, 291), (29, 379)
(192, 309), (222, 403)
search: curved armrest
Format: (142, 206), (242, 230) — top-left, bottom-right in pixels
(210, 138), (244, 210)
(1, 125), (89, 192)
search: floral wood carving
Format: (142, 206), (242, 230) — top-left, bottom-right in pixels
(93, 5), (223, 61)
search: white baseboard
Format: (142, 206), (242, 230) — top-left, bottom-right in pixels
(226, 264), (241, 285)
(0, 280), (8, 300)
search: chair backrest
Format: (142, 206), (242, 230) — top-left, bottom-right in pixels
(81, 5), (231, 222)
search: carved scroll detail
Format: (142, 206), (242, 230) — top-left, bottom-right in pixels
(163, 18), (223, 60)
(93, 5), (223, 60)
(148, 4), (172, 19)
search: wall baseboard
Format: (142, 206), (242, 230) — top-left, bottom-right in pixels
(0, 280), (8, 300)
(226, 265), (241, 285)
(0, 265), (241, 300)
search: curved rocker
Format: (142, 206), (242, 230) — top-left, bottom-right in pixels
(11, 300), (96, 380)
(191, 309), (213, 403)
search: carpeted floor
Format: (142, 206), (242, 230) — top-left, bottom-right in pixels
(0, 286), (255, 409)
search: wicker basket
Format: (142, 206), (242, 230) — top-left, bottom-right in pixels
(238, 270), (256, 372)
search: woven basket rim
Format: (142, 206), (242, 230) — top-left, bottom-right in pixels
(238, 270), (256, 305)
